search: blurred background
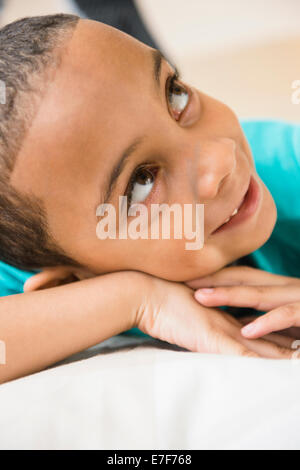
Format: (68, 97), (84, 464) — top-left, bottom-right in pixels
(1, 0), (299, 122)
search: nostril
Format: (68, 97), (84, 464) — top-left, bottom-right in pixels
(195, 138), (237, 200)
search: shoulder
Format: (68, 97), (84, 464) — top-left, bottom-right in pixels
(0, 261), (36, 297)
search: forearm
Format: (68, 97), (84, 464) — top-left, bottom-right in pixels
(0, 271), (143, 383)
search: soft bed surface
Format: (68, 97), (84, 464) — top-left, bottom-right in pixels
(0, 334), (300, 450)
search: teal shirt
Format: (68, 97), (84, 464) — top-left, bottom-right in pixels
(1, 119), (300, 336)
(0, 261), (37, 297)
(239, 119), (300, 278)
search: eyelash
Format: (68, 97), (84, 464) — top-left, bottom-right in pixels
(125, 70), (184, 210)
(168, 69), (180, 87)
(166, 69), (181, 101)
(126, 165), (158, 209)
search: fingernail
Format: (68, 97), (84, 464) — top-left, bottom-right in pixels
(241, 323), (257, 336)
(196, 288), (214, 297)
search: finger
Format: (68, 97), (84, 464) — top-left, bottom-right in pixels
(241, 336), (293, 359)
(219, 333), (292, 359)
(194, 285), (300, 311)
(263, 333), (294, 349)
(187, 265), (297, 289)
(227, 316), (296, 346)
(240, 317), (300, 339)
(241, 304), (300, 338)
(216, 335), (260, 358)
(239, 316), (259, 325)
(277, 327), (300, 338)
(23, 267), (73, 292)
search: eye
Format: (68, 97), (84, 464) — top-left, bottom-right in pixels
(126, 166), (158, 209)
(166, 72), (189, 121)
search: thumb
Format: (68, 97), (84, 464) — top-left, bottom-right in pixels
(23, 266), (77, 292)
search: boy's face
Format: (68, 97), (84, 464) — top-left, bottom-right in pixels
(11, 19), (276, 281)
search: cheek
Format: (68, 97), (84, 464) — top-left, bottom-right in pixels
(257, 180), (277, 238)
(126, 238), (222, 282)
(72, 223), (230, 282)
(201, 93), (245, 144)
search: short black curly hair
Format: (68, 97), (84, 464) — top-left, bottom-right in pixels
(0, 13), (82, 271)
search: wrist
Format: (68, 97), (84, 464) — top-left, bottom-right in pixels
(120, 271), (154, 329)
(93, 270), (153, 332)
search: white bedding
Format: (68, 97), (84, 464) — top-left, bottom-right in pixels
(0, 333), (300, 450)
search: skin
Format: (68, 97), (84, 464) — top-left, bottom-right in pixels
(190, 265), (300, 341)
(0, 19), (296, 384)
(10, 18), (277, 286)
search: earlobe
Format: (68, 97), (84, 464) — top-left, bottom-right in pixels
(23, 266), (78, 292)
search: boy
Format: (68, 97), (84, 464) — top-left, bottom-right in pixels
(0, 14), (297, 383)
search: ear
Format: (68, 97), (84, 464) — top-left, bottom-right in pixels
(23, 266), (95, 292)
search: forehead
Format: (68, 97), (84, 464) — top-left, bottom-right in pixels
(53, 19), (152, 136)
(11, 19), (157, 248)
(12, 19), (154, 186)
(66, 19), (149, 89)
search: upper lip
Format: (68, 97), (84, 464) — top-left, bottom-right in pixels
(211, 176), (251, 234)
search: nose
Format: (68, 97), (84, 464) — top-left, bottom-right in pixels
(193, 137), (237, 201)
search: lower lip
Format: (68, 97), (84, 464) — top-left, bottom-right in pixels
(212, 176), (261, 235)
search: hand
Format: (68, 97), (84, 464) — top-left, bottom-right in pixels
(135, 274), (293, 359)
(188, 265), (300, 340)
(239, 316), (300, 340)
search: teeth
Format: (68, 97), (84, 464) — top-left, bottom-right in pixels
(217, 196), (245, 232)
(223, 208), (239, 225)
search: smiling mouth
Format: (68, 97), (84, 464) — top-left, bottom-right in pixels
(211, 177), (252, 235)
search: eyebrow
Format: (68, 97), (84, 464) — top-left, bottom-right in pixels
(152, 48), (165, 93)
(96, 49), (166, 209)
(100, 136), (144, 205)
